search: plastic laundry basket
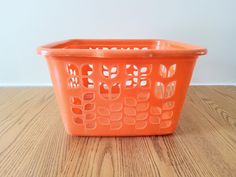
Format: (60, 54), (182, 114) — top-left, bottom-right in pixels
(38, 39), (206, 136)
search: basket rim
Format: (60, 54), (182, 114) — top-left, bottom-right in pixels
(37, 39), (207, 58)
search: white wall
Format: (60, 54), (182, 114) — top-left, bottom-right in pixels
(0, 0), (235, 86)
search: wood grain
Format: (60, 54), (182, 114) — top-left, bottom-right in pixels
(0, 86), (235, 177)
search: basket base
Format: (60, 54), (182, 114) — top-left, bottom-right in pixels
(65, 128), (177, 137)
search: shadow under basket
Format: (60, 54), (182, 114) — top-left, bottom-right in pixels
(38, 39), (207, 136)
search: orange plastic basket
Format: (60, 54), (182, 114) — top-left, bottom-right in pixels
(38, 39), (206, 136)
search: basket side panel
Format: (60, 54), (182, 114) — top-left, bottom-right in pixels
(46, 56), (196, 136)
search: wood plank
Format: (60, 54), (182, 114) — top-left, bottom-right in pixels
(0, 86), (235, 177)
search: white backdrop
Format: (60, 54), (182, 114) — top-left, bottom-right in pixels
(0, 0), (235, 86)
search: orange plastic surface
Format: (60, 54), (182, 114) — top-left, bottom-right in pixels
(38, 39), (206, 136)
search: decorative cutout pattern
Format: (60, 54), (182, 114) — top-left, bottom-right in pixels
(149, 103), (175, 127)
(97, 104), (123, 129)
(125, 64), (151, 88)
(155, 81), (176, 99)
(152, 64), (177, 128)
(67, 63), (177, 131)
(159, 64), (176, 78)
(66, 64), (94, 88)
(123, 91), (150, 129)
(67, 64), (80, 88)
(99, 83), (121, 100)
(102, 65), (118, 79)
(71, 92), (96, 130)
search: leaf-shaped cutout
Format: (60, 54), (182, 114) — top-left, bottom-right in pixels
(140, 67), (147, 73)
(136, 102), (149, 112)
(67, 64), (79, 76)
(140, 65), (152, 76)
(168, 64), (176, 78)
(102, 65), (109, 77)
(111, 83), (120, 94)
(136, 112), (149, 120)
(162, 111), (173, 120)
(140, 80), (147, 87)
(100, 83), (109, 94)
(155, 81), (176, 99)
(125, 78), (138, 88)
(99, 83), (109, 99)
(111, 66), (117, 73)
(102, 65), (118, 78)
(83, 93), (95, 101)
(85, 121), (96, 130)
(73, 117), (83, 124)
(82, 78), (94, 89)
(103, 65), (108, 70)
(111, 73), (117, 79)
(160, 120), (172, 129)
(110, 112), (122, 121)
(124, 116), (136, 125)
(111, 83), (121, 100)
(126, 64), (138, 76)
(149, 116), (160, 124)
(137, 92), (150, 102)
(98, 116), (110, 125)
(97, 107), (110, 116)
(110, 121), (122, 130)
(103, 70), (109, 77)
(110, 103), (123, 112)
(72, 107), (82, 115)
(159, 64), (176, 78)
(85, 113), (96, 121)
(124, 107), (136, 116)
(69, 77), (80, 88)
(135, 121), (147, 129)
(140, 79), (150, 88)
(124, 97), (137, 106)
(84, 103), (95, 111)
(159, 64), (167, 78)
(155, 82), (165, 99)
(150, 106), (162, 115)
(71, 97), (81, 105)
(163, 101), (175, 110)
(165, 81), (176, 99)
(82, 64), (93, 76)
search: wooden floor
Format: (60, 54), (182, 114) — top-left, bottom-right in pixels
(0, 86), (235, 177)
